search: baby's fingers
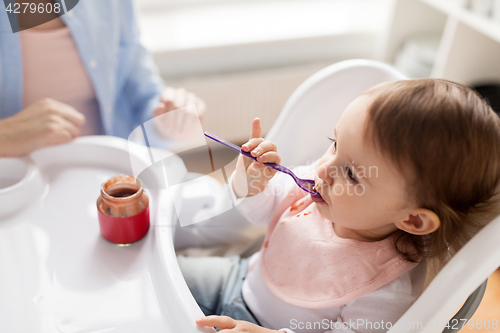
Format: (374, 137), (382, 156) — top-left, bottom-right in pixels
(256, 151), (281, 165)
(250, 118), (262, 140)
(242, 118), (265, 152)
(241, 138), (264, 152)
(250, 140), (277, 158)
(196, 316), (236, 330)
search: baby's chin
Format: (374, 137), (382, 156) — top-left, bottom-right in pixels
(315, 207), (336, 224)
(312, 197), (331, 215)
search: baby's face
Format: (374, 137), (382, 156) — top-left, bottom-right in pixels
(314, 94), (413, 240)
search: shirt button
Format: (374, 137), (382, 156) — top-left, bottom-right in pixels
(89, 60), (97, 68)
(66, 11), (73, 18)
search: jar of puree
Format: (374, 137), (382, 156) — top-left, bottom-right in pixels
(96, 175), (150, 244)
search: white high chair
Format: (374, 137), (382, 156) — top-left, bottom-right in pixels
(262, 59), (493, 333)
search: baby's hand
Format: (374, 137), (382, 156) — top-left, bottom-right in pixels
(196, 316), (280, 333)
(232, 118), (281, 198)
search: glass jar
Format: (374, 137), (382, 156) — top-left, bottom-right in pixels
(96, 175), (150, 243)
(97, 175), (148, 218)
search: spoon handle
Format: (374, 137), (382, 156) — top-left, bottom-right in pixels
(204, 132), (320, 197)
(204, 132), (280, 169)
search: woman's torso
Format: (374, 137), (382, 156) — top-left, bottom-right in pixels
(19, 17), (103, 135)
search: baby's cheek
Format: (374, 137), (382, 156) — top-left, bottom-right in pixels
(329, 190), (361, 215)
(328, 180), (352, 198)
(321, 205), (352, 227)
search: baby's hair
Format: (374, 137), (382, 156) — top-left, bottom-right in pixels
(363, 79), (500, 267)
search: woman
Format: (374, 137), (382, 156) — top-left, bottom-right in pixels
(0, 0), (206, 156)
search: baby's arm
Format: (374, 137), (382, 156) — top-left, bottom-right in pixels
(230, 118), (314, 226)
(232, 118), (281, 198)
(229, 118), (318, 226)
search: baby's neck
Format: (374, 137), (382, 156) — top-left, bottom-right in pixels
(332, 223), (397, 242)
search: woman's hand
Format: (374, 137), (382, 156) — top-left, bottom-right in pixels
(196, 316), (280, 333)
(153, 87), (207, 141)
(232, 118), (281, 198)
(0, 98), (85, 157)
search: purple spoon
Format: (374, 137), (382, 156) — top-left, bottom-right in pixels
(204, 132), (323, 199)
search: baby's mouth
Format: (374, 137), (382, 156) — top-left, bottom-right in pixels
(311, 182), (326, 203)
(310, 193), (325, 203)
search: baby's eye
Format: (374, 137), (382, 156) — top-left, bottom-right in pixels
(346, 166), (358, 184)
(327, 136), (337, 153)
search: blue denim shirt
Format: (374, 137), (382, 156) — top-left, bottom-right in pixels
(0, 0), (169, 146)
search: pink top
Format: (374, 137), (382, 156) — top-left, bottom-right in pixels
(231, 163), (424, 332)
(20, 27), (103, 136)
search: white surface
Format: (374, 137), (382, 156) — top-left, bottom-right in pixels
(434, 17), (500, 84)
(379, 0), (500, 84)
(393, 33), (441, 78)
(0, 136), (213, 333)
(0, 156), (45, 218)
(140, 0), (386, 53)
(493, 0), (500, 23)
(470, 0), (493, 17)
(139, 0), (391, 77)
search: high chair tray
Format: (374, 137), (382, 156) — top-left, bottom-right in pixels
(0, 136), (213, 333)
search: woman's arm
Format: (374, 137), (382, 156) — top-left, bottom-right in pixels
(117, 0), (206, 144)
(0, 98), (85, 157)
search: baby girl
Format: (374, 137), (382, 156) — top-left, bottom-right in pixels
(178, 79), (500, 333)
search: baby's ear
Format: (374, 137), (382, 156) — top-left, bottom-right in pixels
(395, 209), (440, 235)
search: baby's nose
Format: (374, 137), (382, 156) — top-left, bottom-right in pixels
(317, 163), (335, 185)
